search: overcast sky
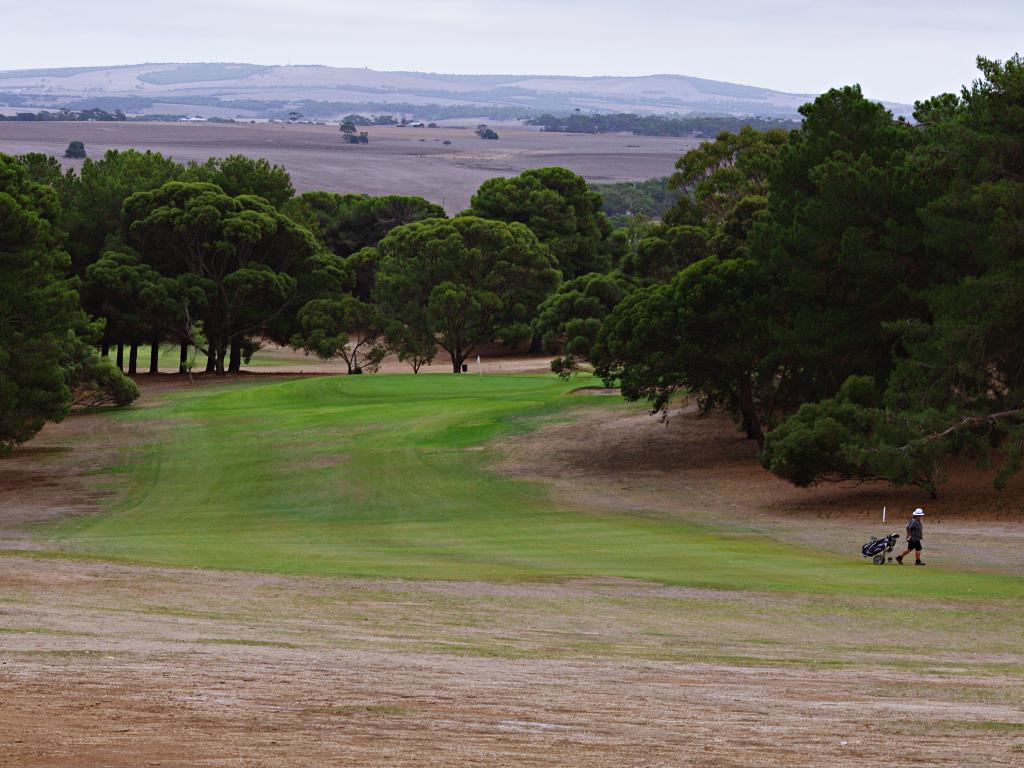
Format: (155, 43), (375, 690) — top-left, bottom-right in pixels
(2, 0), (1021, 103)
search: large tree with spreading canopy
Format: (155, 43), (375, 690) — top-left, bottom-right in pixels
(375, 216), (558, 372)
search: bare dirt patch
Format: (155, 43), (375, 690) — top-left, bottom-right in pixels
(569, 386), (621, 396)
(2, 557), (1023, 768)
(0, 415), (120, 546)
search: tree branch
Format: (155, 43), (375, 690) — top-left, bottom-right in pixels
(924, 407), (1024, 442)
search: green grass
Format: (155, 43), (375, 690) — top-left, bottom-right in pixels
(157, 343), (297, 370)
(43, 375), (1024, 599)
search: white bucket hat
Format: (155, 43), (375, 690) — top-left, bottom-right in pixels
(913, 508), (925, 516)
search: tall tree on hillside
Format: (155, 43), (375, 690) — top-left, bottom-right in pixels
(761, 55), (1024, 493)
(292, 296), (389, 374)
(63, 149), (183, 273)
(16, 152), (67, 187)
(59, 149), (184, 369)
(537, 131), (774, 378)
(0, 154), (136, 452)
(287, 192), (445, 300)
(185, 155), (295, 208)
(467, 167), (613, 279)
(534, 271), (633, 376)
(590, 89), (923, 444)
(747, 85), (925, 406)
(669, 125), (788, 229)
(375, 216), (558, 372)
(123, 182), (330, 375)
(0, 154), (80, 450)
(593, 257), (782, 445)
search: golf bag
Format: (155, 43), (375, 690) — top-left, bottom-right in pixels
(861, 532), (900, 565)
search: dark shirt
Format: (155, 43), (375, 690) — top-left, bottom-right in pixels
(906, 518), (923, 542)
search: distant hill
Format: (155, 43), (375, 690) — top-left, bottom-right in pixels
(0, 62), (912, 121)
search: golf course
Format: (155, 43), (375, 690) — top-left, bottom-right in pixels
(3, 374), (1023, 767)
(5, 10), (1024, 764)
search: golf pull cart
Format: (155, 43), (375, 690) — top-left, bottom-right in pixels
(861, 532), (900, 565)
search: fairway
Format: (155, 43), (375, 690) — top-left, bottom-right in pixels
(7, 374), (1024, 767)
(45, 375), (1023, 600)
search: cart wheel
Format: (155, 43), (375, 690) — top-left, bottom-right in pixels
(872, 554), (885, 565)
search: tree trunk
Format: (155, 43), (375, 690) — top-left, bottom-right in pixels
(228, 338), (242, 373)
(101, 340), (110, 358)
(737, 380), (765, 448)
(204, 350), (216, 373)
(149, 338), (160, 374)
(452, 355), (464, 373)
(215, 344), (227, 376)
(116, 343), (124, 371)
(127, 344), (138, 375)
(179, 343), (188, 374)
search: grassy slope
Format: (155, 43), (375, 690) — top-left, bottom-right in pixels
(46, 375), (1023, 600)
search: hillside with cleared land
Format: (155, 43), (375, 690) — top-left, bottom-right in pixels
(0, 61), (910, 120)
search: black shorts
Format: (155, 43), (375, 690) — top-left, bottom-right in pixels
(906, 539), (922, 551)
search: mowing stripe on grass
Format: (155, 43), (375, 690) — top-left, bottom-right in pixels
(42, 375), (1024, 599)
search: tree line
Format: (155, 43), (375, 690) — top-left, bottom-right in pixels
(0, 108), (128, 122)
(4, 53), (1024, 499)
(565, 54), (1024, 497)
(0, 150), (613, 451)
(526, 112), (800, 137)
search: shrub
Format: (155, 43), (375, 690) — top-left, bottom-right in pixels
(64, 140), (86, 158)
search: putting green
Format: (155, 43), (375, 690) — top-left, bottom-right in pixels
(47, 375), (1023, 599)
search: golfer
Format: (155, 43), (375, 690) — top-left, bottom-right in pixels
(896, 508), (925, 565)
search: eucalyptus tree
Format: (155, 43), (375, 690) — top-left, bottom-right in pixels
(375, 216), (558, 372)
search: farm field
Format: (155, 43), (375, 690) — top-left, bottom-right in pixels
(0, 121), (700, 212)
(2, 374), (1023, 766)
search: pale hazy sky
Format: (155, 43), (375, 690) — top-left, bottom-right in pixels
(2, 0), (1021, 103)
